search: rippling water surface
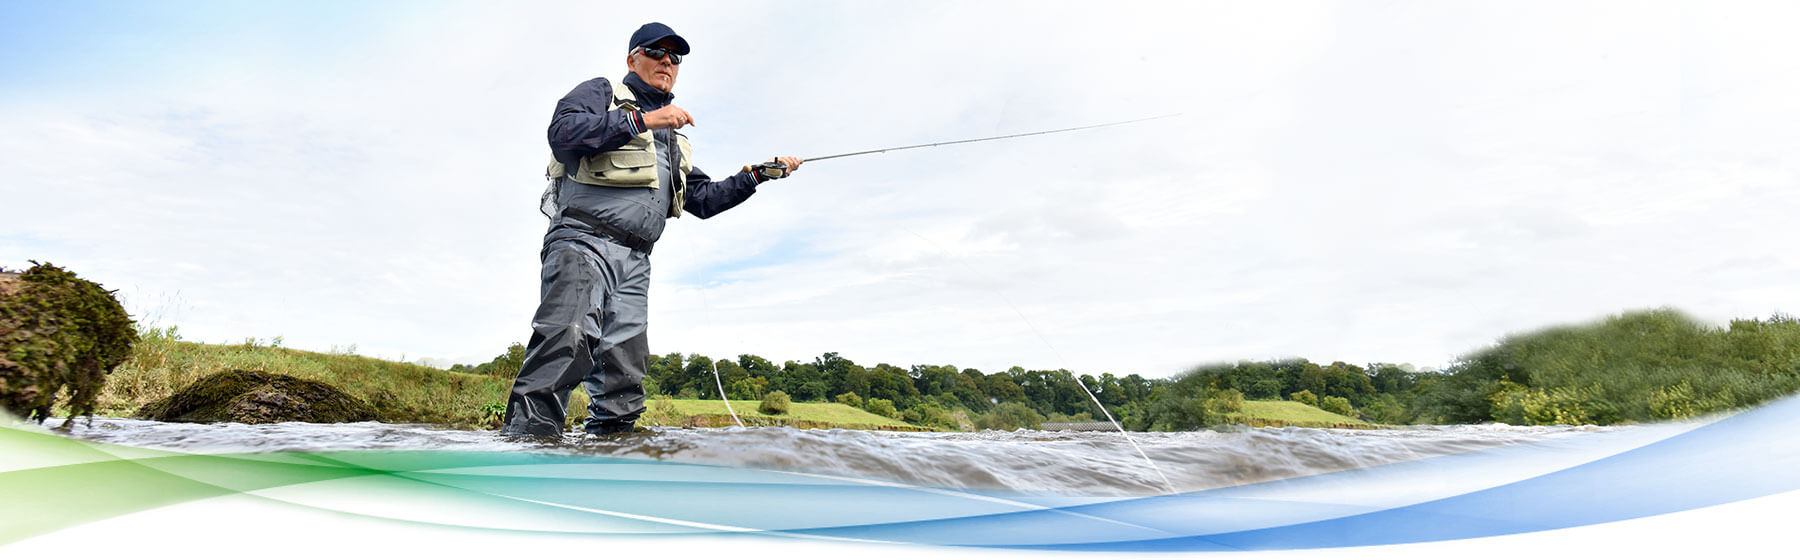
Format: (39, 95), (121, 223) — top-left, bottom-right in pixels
(59, 418), (1651, 495)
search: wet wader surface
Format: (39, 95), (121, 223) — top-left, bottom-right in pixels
(504, 73), (761, 437)
(506, 160), (669, 437)
(504, 237), (652, 436)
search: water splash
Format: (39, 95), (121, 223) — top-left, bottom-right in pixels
(57, 418), (1649, 495)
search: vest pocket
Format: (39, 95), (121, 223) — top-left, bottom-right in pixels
(578, 150), (658, 187)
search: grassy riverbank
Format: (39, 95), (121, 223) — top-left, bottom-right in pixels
(98, 327), (508, 427)
(1229, 400), (1376, 429)
(93, 327), (1366, 431)
(92, 328), (924, 430)
(640, 398), (926, 431)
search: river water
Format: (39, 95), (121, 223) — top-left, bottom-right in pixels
(54, 417), (1692, 496)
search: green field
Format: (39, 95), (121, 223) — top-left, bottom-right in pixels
(640, 398), (924, 430)
(1229, 400), (1376, 429)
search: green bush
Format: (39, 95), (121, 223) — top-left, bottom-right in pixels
(758, 390), (791, 415)
(1045, 412), (1095, 423)
(1488, 381), (1595, 425)
(478, 401), (507, 428)
(1288, 389), (1319, 407)
(1144, 387), (1244, 431)
(1205, 387), (1246, 415)
(863, 397), (898, 419)
(0, 263), (139, 423)
(974, 401), (1044, 430)
(1319, 395), (1354, 416)
(1360, 394), (1411, 425)
(835, 391), (863, 408)
(901, 402), (959, 430)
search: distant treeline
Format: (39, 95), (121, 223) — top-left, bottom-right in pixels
(453, 310), (1800, 428)
(455, 347), (1163, 430)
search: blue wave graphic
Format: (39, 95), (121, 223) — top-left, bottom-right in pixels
(1028, 395), (1800, 550)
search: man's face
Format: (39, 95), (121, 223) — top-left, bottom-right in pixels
(626, 38), (682, 92)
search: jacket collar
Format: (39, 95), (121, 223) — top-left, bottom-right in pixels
(623, 72), (674, 105)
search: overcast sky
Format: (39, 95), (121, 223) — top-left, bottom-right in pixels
(4, 1), (1797, 379)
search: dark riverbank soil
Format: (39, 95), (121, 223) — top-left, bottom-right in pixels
(138, 369), (376, 424)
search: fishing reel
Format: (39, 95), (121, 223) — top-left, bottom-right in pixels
(747, 159), (788, 180)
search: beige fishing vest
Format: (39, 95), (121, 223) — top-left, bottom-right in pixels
(547, 76), (694, 218)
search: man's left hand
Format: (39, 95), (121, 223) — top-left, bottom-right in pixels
(773, 156), (803, 173)
(747, 156), (804, 180)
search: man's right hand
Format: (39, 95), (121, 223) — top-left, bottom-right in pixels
(642, 105), (695, 129)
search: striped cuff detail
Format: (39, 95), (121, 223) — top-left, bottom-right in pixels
(743, 167), (769, 185)
(626, 110), (646, 135)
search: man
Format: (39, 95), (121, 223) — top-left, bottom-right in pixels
(502, 22), (803, 438)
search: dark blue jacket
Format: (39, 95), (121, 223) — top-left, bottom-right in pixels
(544, 73), (763, 247)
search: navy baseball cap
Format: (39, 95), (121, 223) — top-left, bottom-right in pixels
(628, 22), (690, 55)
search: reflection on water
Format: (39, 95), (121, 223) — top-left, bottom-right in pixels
(58, 417), (1643, 495)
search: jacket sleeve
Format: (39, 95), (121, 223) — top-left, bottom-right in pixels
(682, 166), (765, 219)
(547, 78), (649, 166)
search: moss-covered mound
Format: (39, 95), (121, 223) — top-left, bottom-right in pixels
(137, 369), (377, 423)
(1, 262), (138, 422)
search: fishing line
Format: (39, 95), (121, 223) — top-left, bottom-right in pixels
(693, 280), (746, 427)
(694, 113), (1187, 492)
(894, 228), (1179, 495)
(846, 114), (1181, 493)
(711, 359), (745, 427)
(689, 230), (1173, 493)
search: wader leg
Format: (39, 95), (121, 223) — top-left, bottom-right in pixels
(501, 241), (617, 437)
(582, 249), (652, 434)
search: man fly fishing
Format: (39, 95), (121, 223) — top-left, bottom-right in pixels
(501, 20), (1176, 446)
(501, 22), (803, 438)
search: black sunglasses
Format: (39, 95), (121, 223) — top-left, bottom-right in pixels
(633, 46), (682, 64)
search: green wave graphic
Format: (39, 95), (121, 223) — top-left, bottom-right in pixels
(1, 420), (1064, 545)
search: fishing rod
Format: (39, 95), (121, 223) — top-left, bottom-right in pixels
(748, 114), (1181, 177)
(723, 112), (1186, 493)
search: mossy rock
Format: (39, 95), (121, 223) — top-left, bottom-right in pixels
(137, 369), (377, 424)
(0, 262), (138, 422)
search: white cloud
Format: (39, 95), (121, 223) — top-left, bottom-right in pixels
(4, 1), (1797, 378)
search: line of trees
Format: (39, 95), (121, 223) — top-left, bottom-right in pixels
(451, 309), (1800, 429)
(449, 345), (1425, 430)
(643, 351), (1161, 430)
(453, 348), (1166, 430)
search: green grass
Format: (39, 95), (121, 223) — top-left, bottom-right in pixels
(94, 329), (927, 430)
(98, 328), (508, 428)
(93, 329), (1351, 432)
(635, 398), (921, 430)
(1229, 400), (1376, 429)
